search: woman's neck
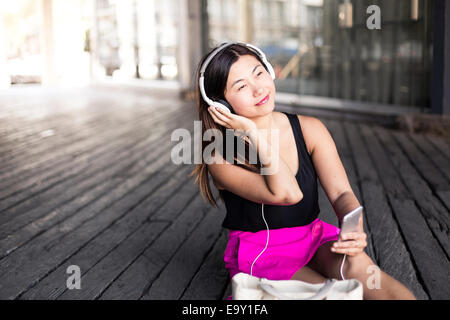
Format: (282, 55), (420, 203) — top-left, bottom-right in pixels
(251, 112), (276, 131)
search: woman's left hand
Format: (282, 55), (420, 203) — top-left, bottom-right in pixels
(331, 215), (367, 256)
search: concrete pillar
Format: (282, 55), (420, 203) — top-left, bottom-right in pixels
(238, 0), (252, 43)
(39, 0), (58, 86)
(0, 14), (11, 89)
(52, 0), (90, 86)
(178, 0), (205, 95)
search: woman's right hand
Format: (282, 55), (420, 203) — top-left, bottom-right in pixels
(207, 106), (257, 133)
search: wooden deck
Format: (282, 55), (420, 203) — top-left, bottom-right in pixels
(0, 86), (448, 300)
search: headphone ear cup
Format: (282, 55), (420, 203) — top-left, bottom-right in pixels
(217, 99), (235, 114)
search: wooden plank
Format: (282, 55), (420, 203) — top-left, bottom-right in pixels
(0, 149), (194, 299)
(0, 95), (154, 164)
(0, 109), (154, 190)
(181, 229), (229, 300)
(0, 107), (184, 201)
(0, 121), (193, 254)
(57, 220), (170, 300)
(437, 190), (450, 212)
(0, 106), (182, 198)
(0, 88), (168, 157)
(0, 127), (185, 250)
(19, 165), (193, 299)
(0, 114), (103, 165)
(388, 196), (450, 300)
(408, 132), (450, 184)
(374, 126), (450, 259)
(392, 130), (450, 192)
(361, 123), (450, 299)
(0, 178), (120, 258)
(346, 122), (428, 299)
(395, 130), (450, 214)
(98, 194), (221, 300)
(0, 93), (147, 170)
(0, 111), (191, 240)
(141, 199), (225, 300)
(0, 97), (99, 145)
(0, 89), (188, 172)
(425, 134), (450, 161)
(324, 119), (363, 201)
(0, 108), (115, 166)
(0, 95), (187, 169)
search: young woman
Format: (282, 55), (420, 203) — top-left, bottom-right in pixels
(190, 43), (416, 300)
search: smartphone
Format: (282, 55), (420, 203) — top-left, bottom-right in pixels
(340, 206), (363, 234)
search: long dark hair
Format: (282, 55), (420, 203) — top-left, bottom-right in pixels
(189, 43), (269, 207)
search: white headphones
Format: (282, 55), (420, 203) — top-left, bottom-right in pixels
(199, 42), (276, 114)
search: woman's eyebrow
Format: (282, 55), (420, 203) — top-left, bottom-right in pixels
(231, 64), (262, 88)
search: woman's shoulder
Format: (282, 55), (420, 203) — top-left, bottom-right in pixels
(274, 111), (318, 128)
(277, 112), (324, 156)
(300, 115), (331, 156)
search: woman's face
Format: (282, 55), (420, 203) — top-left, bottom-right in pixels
(224, 54), (276, 117)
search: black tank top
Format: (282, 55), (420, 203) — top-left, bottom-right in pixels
(220, 112), (320, 232)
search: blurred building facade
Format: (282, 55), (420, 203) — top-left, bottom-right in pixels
(0, 0), (449, 115)
(207, 0), (441, 113)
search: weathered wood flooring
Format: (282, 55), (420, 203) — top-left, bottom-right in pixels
(0, 86), (448, 300)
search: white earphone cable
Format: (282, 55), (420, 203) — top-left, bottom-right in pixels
(340, 254), (347, 280)
(250, 203), (270, 276)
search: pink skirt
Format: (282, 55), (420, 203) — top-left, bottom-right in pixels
(223, 218), (340, 299)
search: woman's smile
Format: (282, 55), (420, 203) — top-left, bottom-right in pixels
(255, 94), (269, 106)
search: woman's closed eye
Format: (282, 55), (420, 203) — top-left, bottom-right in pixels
(237, 72), (264, 91)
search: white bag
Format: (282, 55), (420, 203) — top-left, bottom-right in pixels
(231, 272), (363, 300)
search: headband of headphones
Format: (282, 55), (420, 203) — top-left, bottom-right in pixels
(199, 42), (275, 113)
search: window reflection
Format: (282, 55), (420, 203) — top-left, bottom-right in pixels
(207, 0), (432, 108)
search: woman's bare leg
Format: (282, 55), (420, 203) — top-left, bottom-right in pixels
(307, 241), (416, 300)
(290, 265), (327, 284)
